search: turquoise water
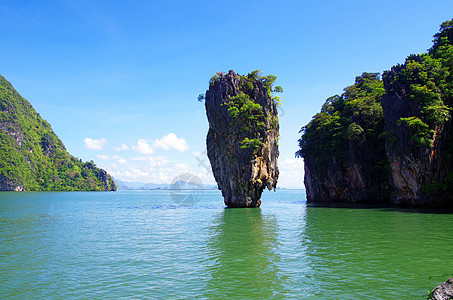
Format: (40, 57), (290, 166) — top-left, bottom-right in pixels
(0, 190), (452, 299)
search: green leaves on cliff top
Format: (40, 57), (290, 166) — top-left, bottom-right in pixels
(212, 70), (281, 150)
(296, 72), (385, 173)
(386, 19), (453, 147)
(0, 75), (116, 191)
(297, 19), (453, 198)
(225, 91), (266, 149)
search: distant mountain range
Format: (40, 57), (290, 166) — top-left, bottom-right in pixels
(114, 178), (218, 190)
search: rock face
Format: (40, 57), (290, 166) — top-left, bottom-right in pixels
(304, 139), (390, 203)
(431, 278), (453, 300)
(299, 73), (390, 204)
(382, 64), (451, 207)
(205, 70), (279, 207)
(298, 20), (453, 207)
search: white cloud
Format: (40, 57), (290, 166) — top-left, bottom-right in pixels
(132, 139), (154, 155)
(84, 138), (108, 150)
(148, 156), (168, 167)
(114, 144), (130, 151)
(95, 154), (127, 165)
(110, 169), (150, 180)
(130, 156), (148, 161)
(112, 155), (128, 164)
(153, 133), (189, 152)
(105, 156), (195, 184)
(278, 157), (305, 188)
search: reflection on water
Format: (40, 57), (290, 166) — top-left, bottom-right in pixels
(1, 191), (451, 299)
(303, 205), (453, 299)
(204, 208), (286, 299)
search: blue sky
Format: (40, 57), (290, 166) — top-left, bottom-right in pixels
(1, 0), (452, 188)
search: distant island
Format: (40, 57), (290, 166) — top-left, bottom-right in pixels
(297, 19), (453, 207)
(114, 178), (218, 190)
(0, 75), (116, 191)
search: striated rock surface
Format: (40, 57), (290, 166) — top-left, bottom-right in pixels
(431, 278), (453, 300)
(382, 62), (451, 207)
(303, 140), (390, 203)
(379, 20), (453, 207)
(204, 70), (279, 207)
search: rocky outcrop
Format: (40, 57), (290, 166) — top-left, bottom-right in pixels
(300, 73), (390, 204)
(0, 173), (24, 191)
(382, 65), (451, 207)
(299, 20), (453, 207)
(430, 278), (453, 300)
(304, 138), (390, 203)
(204, 70), (279, 207)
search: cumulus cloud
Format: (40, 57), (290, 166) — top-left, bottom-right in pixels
(111, 155), (128, 164)
(102, 134), (192, 184)
(153, 133), (189, 152)
(95, 154), (127, 164)
(84, 138), (108, 150)
(114, 144), (130, 151)
(132, 139), (154, 155)
(105, 156), (195, 184)
(278, 157), (305, 188)
(129, 156), (148, 161)
(110, 169), (150, 180)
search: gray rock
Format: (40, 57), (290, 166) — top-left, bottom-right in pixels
(382, 64), (451, 207)
(204, 70), (279, 207)
(431, 278), (453, 300)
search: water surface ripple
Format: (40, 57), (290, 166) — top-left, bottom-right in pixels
(0, 190), (451, 299)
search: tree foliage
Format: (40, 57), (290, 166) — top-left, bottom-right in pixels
(297, 19), (453, 197)
(221, 70), (281, 149)
(385, 20), (453, 147)
(296, 72), (385, 173)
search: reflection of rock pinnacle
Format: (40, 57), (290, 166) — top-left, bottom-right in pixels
(169, 172), (204, 206)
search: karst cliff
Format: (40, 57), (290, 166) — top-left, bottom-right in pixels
(0, 74), (116, 191)
(297, 73), (390, 204)
(297, 20), (453, 207)
(203, 70), (280, 207)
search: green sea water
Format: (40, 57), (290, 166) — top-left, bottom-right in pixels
(0, 190), (452, 299)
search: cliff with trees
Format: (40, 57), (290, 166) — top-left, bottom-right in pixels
(0, 74), (116, 191)
(203, 70), (280, 207)
(297, 20), (453, 207)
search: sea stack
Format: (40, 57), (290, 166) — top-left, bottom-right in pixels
(296, 20), (453, 207)
(204, 70), (280, 207)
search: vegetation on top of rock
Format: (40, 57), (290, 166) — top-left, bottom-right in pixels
(296, 72), (386, 174)
(385, 54), (451, 147)
(298, 19), (453, 206)
(384, 20), (453, 148)
(383, 19), (453, 198)
(0, 74), (116, 191)
(210, 70), (282, 150)
(204, 70), (280, 207)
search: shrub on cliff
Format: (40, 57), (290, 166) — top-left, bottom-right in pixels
(298, 19), (453, 205)
(218, 70), (282, 150)
(296, 72), (386, 174)
(204, 70), (280, 207)
(383, 19), (453, 198)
